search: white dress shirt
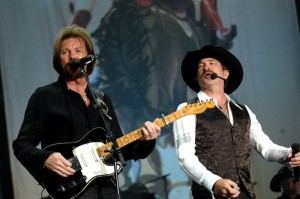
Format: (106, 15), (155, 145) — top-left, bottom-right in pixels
(173, 91), (291, 194)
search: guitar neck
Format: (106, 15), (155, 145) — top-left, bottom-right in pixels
(96, 100), (215, 158)
(96, 108), (185, 157)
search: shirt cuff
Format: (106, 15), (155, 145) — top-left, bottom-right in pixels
(203, 173), (222, 192)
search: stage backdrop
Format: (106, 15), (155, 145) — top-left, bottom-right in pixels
(1, 0), (300, 198)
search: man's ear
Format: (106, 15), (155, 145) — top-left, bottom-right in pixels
(224, 70), (229, 80)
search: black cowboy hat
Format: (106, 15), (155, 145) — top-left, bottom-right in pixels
(181, 45), (243, 94)
(270, 166), (294, 192)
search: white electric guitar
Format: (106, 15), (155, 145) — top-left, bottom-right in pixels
(42, 100), (215, 199)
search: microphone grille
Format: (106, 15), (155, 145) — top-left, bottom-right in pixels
(292, 143), (300, 152)
(210, 73), (218, 80)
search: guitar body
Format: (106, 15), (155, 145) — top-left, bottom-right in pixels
(42, 128), (122, 199)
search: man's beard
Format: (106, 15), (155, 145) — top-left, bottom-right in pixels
(62, 67), (83, 81)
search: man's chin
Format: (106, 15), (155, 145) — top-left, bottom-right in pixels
(63, 72), (83, 81)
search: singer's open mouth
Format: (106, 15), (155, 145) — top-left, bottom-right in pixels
(204, 72), (213, 78)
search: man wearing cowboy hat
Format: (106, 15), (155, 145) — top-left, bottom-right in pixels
(270, 166), (300, 199)
(173, 45), (300, 199)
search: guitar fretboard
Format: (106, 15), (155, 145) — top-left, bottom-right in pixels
(96, 100), (215, 157)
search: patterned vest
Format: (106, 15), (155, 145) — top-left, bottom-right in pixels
(189, 98), (256, 199)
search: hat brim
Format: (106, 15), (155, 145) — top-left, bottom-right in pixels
(181, 45), (243, 94)
(270, 171), (293, 192)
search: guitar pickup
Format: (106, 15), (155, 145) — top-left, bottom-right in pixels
(69, 156), (82, 171)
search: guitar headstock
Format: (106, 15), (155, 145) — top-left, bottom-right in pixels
(180, 100), (215, 116)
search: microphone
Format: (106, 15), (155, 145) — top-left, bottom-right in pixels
(291, 143), (300, 182)
(210, 73), (226, 81)
(70, 55), (95, 71)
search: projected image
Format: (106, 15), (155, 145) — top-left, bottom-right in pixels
(69, 0), (237, 198)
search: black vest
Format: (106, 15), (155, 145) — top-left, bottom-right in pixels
(189, 98), (255, 199)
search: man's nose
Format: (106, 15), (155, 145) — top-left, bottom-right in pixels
(70, 52), (79, 60)
(203, 64), (210, 71)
